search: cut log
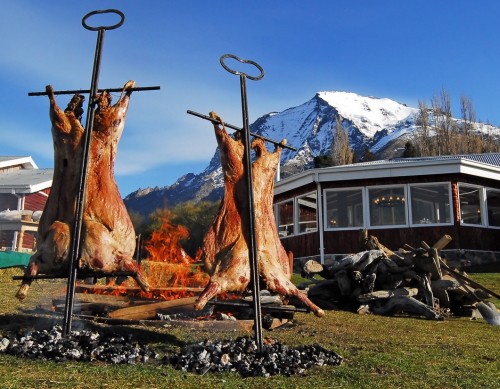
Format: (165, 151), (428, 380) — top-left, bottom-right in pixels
(413, 253), (442, 280)
(475, 301), (500, 325)
(430, 279), (460, 308)
(108, 297), (199, 320)
(431, 235), (453, 251)
(439, 259), (500, 300)
(371, 295), (442, 320)
(167, 319), (254, 332)
(357, 287), (418, 303)
(326, 250), (384, 274)
(361, 229), (394, 257)
(301, 259), (324, 278)
(75, 284), (203, 294)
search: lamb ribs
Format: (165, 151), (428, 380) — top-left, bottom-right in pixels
(16, 81), (149, 300)
(195, 112), (324, 317)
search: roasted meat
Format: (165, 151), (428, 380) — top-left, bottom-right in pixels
(16, 82), (149, 300)
(195, 113), (324, 317)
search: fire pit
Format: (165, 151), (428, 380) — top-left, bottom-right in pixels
(0, 325), (342, 377)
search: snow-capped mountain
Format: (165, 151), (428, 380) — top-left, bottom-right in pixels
(124, 91), (497, 215)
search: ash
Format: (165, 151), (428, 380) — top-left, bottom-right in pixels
(0, 325), (158, 364)
(166, 336), (343, 377)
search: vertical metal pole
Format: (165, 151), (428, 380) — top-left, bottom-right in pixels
(62, 28), (105, 337)
(239, 74), (263, 352)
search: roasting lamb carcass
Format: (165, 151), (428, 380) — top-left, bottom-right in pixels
(194, 112), (251, 308)
(251, 139), (324, 317)
(16, 82), (149, 300)
(194, 113), (324, 317)
(16, 86), (85, 300)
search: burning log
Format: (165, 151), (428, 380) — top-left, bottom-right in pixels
(195, 113), (324, 317)
(16, 81), (150, 300)
(108, 297), (199, 320)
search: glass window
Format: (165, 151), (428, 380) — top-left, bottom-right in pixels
(368, 186), (407, 226)
(277, 200), (294, 237)
(410, 183), (452, 225)
(486, 189), (500, 227)
(459, 184), (482, 225)
(325, 189), (364, 229)
(297, 192), (317, 233)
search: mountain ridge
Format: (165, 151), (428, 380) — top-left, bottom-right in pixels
(124, 91), (498, 215)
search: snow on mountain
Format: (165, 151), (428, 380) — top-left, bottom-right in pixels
(124, 91), (498, 215)
(257, 91), (418, 169)
(317, 91), (418, 138)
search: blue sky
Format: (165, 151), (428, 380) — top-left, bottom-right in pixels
(2, 1), (500, 196)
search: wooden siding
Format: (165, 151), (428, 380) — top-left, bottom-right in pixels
(279, 225), (500, 257)
(280, 232), (320, 258)
(275, 171), (500, 257)
(25, 191), (48, 212)
(20, 231), (36, 250)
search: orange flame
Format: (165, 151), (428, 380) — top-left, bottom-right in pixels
(144, 211), (194, 265)
(81, 211), (210, 301)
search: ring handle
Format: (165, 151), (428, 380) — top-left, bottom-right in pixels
(220, 54), (264, 81)
(82, 9), (125, 31)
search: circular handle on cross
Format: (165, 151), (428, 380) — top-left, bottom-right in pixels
(220, 54), (264, 81)
(82, 9), (125, 31)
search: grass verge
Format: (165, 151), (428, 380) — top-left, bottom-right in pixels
(0, 268), (498, 389)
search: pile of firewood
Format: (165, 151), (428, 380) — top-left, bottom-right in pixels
(300, 232), (500, 324)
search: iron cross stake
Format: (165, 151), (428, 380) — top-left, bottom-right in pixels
(220, 53), (266, 352)
(62, 9), (125, 337)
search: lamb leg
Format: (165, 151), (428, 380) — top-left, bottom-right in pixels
(15, 262), (39, 301)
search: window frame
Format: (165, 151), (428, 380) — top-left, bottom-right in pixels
(485, 187), (500, 229)
(408, 182), (453, 227)
(323, 187), (366, 231)
(458, 183), (486, 227)
(275, 198), (295, 237)
(367, 184), (408, 229)
(295, 191), (318, 235)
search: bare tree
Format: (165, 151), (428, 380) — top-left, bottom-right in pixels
(415, 100), (431, 156)
(432, 89), (457, 155)
(331, 115), (354, 166)
(414, 90), (499, 157)
(460, 95), (477, 153)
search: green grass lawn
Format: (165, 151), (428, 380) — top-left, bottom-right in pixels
(0, 268), (499, 389)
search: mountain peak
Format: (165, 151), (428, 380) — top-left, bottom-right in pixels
(316, 91), (418, 137)
(124, 91), (499, 215)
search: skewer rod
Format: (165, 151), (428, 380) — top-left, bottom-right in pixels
(29, 86), (160, 96)
(187, 109), (296, 151)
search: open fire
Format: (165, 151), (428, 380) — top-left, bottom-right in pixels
(51, 212), (299, 327)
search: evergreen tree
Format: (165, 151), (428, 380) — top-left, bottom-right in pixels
(402, 141), (419, 158)
(313, 155), (335, 168)
(360, 146), (376, 162)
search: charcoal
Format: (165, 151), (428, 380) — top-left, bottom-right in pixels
(1, 327), (342, 376)
(0, 325), (159, 364)
(165, 336), (342, 377)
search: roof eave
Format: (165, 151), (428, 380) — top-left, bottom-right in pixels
(275, 158), (500, 195)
